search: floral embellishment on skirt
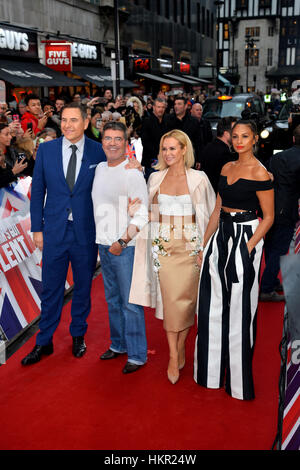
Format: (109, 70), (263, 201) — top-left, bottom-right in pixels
(152, 237), (168, 273)
(151, 223), (202, 274)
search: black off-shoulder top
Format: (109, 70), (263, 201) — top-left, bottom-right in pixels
(218, 175), (273, 210)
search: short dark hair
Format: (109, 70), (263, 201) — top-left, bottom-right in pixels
(174, 96), (187, 105)
(61, 102), (87, 120)
(56, 95), (67, 103)
(217, 116), (237, 137)
(102, 121), (128, 140)
(25, 93), (40, 106)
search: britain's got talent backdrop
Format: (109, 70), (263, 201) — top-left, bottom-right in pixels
(0, 177), (73, 343)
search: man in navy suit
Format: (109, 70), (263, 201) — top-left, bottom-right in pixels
(21, 102), (106, 365)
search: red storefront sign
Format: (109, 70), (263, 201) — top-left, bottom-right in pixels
(44, 42), (72, 72)
(180, 62), (190, 74)
(134, 58), (150, 72)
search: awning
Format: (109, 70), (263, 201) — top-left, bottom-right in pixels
(136, 72), (180, 85)
(162, 73), (199, 85)
(187, 75), (212, 84)
(72, 66), (136, 88)
(218, 74), (231, 85)
(0, 59), (84, 87)
(266, 66), (300, 78)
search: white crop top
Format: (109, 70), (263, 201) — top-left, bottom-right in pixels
(157, 193), (195, 216)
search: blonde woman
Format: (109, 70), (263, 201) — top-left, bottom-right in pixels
(129, 130), (215, 384)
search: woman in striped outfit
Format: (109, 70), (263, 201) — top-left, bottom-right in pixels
(194, 119), (274, 400)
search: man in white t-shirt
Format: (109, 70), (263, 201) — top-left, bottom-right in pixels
(92, 121), (148, 374)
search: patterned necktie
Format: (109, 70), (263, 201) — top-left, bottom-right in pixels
(66, 145), (77, 191)
(295, 199), (300, 254)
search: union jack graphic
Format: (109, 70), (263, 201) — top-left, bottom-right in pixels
(0, 177), (42, 341)
(0, 177), (74, 343)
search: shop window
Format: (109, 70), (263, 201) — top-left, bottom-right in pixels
(245, 27), (260, 37)
(236, 0), (248, 10)
(187, 0), (191, 28)
(197, 3), (200, 33)
(206, 10), (210, 37)
(165, 0), (170, 18)
(259, 0), (271, 7)
(267, 48), (273, 66)
(180, 0), (185, 25)
(245, 48), (259, 66)
(223, 23), (229, 40)
(156, 0), (161, 15)
(286, 47), (296, 66)
(173, 0), (178, 22)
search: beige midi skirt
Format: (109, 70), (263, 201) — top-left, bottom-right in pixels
(152, 223), (201, 332)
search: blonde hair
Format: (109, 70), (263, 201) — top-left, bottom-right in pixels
(154, 129), (195, 170)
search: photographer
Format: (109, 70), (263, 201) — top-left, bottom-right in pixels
(0, 120), (34, 180)
(0, 148), (29, 189)
(21, 94), (49, 136)
(42, 100), (61, 137)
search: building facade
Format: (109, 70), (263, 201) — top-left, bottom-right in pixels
(97, 0), (218, 93)
(217, 0), (300, 93)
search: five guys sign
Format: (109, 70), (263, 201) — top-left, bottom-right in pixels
(44, 41), (72, 72)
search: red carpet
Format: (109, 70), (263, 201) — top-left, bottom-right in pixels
(0, 273), (284, 450)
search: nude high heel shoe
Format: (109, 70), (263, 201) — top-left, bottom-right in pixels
(167, 358), (180, 384)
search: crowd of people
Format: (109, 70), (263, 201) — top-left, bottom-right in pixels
(1, 86), (299, 401)
(0, 87), (214, 188)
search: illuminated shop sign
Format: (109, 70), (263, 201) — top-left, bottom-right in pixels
(71, 43), (97, 60)
(45, 42), (72, 71)
(134, 58), (150, 72)
(0, 27), (37, 58)
(179, 62), (190, 74)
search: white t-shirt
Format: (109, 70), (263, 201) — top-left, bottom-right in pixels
(92, 159), (148, 246)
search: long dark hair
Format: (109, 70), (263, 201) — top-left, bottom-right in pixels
(0, 119), (9, 133)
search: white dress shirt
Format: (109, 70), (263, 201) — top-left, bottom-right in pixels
(62, 135), (85, 220)
(62, 135), (85, 183)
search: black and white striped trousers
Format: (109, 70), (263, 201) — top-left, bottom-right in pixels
(194, 211), (263, 400)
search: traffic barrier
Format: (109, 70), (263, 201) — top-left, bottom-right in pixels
(0, 177), (73, 349)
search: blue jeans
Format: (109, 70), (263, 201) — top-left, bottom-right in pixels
(98, 245), (147, 365)
(260, 223), (295, 293)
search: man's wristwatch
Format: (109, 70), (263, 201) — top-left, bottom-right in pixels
(117, 239), (127, 249)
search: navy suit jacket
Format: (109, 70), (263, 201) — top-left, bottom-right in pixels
(30, 136), (106, 246)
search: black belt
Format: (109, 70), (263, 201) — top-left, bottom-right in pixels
(220, 209), (257, 223)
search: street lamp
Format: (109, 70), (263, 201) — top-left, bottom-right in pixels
(214, 0), (224, 89)
(114, 0), (121, 97)
(245, 34), (258, 93)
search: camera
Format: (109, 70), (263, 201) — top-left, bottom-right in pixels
(17, 153), (26, 163)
